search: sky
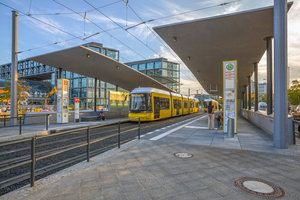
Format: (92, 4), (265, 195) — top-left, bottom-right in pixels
(0, 0), (299, 95)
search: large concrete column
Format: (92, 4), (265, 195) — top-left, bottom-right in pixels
(58, 68), (62, 79)
(116, 85), (119, 91)
(94, 78), (97, 112)
(10, 11), (18, 126)
(244, 85), (247, 109)
(254, 62), (258, 111)
(242, 92), (245, 109)
(266, 36), (273, 115)
(274, 0), (288, 149)
(248, 76), (251, 110)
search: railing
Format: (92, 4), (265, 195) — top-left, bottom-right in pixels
(0, 114), (50, 135)
(292, 120), (299, 145)
(0, 117), (140, 187)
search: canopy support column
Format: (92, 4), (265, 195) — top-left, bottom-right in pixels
(266, 36), (273, 115)
(254, 62), (258, 111)
(248, 76), (251, 110)
(94, 78), (97, 112)
(274, 0), (288, 149)
(244, 85), (247, 109)
(242, 92), (245, 109)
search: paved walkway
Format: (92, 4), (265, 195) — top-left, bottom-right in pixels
(2, 114), (300, 200)
(0, 118), (126, 143)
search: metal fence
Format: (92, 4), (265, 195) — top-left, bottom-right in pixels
(0, 117), (140, 188)
(0, 114), (50, 135)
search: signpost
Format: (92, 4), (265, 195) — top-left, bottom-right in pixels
(223, 60), (237, 133)
(57, 79), (69, 123)
(75, 97), (79, 122)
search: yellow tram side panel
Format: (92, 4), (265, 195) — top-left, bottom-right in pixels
(171, 96), (183, 116)
(128, 112), (154, 121)
(152, 92), (171, 120)
(182, 97), (189, 115)
(188, 99), (194, 113)
(195, 101), (200, 113)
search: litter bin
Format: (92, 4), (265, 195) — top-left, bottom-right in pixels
(227, 117), (234, 138)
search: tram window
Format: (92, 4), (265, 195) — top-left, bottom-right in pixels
(131, 94), (152, 111)
(190, 102), (194, 108)
(173, 99), (181, 109)
(159, 98), (169, 110)
(184, 101), (188, 108)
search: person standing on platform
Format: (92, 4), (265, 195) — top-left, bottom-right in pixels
(207, 101), (214, 129)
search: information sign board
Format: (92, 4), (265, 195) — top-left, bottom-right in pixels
(75, 97), (79, 122)
(57, 79), (69, 123)
(223, 61), (237, 133)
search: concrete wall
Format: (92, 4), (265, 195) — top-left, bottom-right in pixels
(241, 109), (294, 145)
(25, 110), (128, 124)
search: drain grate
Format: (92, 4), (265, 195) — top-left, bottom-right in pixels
(174, 152), (193, 158)
(234, 177), (285, 199)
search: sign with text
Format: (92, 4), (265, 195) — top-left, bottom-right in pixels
(223, 61), (237, 133)
(75, 97), (79, 122)
(57, 79), (69, 123)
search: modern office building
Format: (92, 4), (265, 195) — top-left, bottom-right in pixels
(0, 42), (124, 109)
(124, 58), (180, 92)
(258, 82), (267, 97)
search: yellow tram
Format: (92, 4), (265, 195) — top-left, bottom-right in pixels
(203, 99), (219, 112)
(128, 87), (199, 121)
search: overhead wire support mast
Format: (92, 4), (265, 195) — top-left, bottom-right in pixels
(53, 0), (151, 61)
(84, 0), (161, 58)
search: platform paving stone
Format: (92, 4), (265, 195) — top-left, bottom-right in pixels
(3, 129), (300, 200)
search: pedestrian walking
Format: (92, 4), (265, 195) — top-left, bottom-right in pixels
(207, 101), (214, 129)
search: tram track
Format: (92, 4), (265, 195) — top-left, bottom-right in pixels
(0, 112), (204, 196)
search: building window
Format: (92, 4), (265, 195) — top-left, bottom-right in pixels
(82, 78), (87, 87)
(107, 49), (118, 60)
(154, 69), (162, 76)
(146, 70), (153, 75)
(132, 64), (138, 70)
(162, 69), (168, 76)
(66, 71), (70, 78)
(173, 63), (178, 70)
(88, 78), (94, 87)
(154, 62), (162, 69)
(102, 48), (106, 55)
(71, 89), (78, 98)
(73, 78), (78, 88)
(146, 63), (153, 70)
(80, 88), (87, 97)
(101, 89), (106, 98)
(101, 81), (106, 88)
(139, 63), (145, 70)
(162, 62), (168, 69)
(88, 88), (94, 98)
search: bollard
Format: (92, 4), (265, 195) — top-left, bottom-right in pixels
(227, 117), (234, 138)
(19, 117), (22, 135)
(118, 122), (121, 148)
(31, 137), (36, 187)
(87, 126), (90, 162)
(138, 117), (141, 140)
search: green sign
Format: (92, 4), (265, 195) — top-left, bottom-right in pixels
(226, 63), (234, 71)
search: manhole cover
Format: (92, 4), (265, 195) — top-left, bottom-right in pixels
(234, 177), (285, 199)
(174, 152), (193, 158)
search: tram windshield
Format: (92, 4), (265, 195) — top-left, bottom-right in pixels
(204, 101), (211, 108)
(130, 93), (152, 112)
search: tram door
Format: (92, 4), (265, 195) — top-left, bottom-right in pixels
(154, 97), (160, 119)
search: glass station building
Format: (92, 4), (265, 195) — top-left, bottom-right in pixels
(124, 58), (180, 92)
(0, 42), (122, 110)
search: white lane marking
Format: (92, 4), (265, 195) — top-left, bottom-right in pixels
(146, 132), (153, 134)
(185, 126), (209, 129)
(150, 115), (207, 141)
(161, 128), (166, 129)
(155, 130), (161, 132)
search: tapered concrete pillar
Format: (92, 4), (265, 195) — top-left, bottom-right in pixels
(274, 0), (288, 149)
(254, 62), (258, 111)
(116, 85), (119, 91)
(265, 36), (273, 115)
(10, 11), (18, 126)
(248, 76), (251, 110)
(58, 68), (62, 79)
(94, 78), (97, 111)
(244, 85), (247, 109)
(242, 92), (245, 109)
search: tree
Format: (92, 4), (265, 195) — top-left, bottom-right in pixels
(262, 93), (267, 103)
(0, 75), (32, 103)
(288, 79), (300, 105)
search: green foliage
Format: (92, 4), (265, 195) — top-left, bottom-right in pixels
(0, 75), (32, 102)
(288, 79), (300, 106)
(262, 93), (267, 103)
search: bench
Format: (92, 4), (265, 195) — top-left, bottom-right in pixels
(81, 116), (101, 122)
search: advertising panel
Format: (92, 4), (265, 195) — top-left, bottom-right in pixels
(57, 79), (69, 123)
(108, 91), (130, 112)
(223, 61), (237, 133)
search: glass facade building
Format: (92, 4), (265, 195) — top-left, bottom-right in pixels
(0, 42), (125, 110)
(124, 58), (180, 92)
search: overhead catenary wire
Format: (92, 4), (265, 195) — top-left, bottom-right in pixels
(53, 0), (149, 61)
(19, 0), (123, 16)
(84, 0), (161, 58)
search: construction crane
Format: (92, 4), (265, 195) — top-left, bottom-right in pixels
(45, 86), (57, 108)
